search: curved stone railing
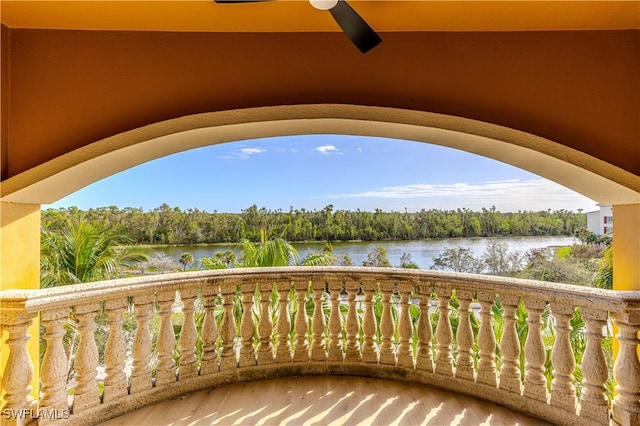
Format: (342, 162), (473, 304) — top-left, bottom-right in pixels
(1, 267), (639, 425)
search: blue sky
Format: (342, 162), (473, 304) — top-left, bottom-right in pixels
(47, 135), (597, 213)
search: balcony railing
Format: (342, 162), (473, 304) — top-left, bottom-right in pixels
(1, 267), (640, 425)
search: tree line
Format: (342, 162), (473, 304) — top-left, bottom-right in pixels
(42, 204), (586, 245)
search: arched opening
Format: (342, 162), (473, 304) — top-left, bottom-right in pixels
(2, 105), (639, 416)
(46, 132), (597, 272)
(49, 133), (597, 212)
(3, 105), (639, 206)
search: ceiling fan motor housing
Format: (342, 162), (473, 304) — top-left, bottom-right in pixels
(309, 0), (339, 11)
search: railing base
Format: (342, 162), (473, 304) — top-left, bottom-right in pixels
(54, 362), (598, 426)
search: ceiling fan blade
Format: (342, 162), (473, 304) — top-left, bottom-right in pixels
(214, 0), (273, 3)
(328, 0), (381, 54)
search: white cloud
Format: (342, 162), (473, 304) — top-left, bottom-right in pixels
(219, 146), (266, 160)
(318, 179), (595, 212)
(315, 145), (340, 155)
(241, 147), (265, 155)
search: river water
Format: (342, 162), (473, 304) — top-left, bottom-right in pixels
(143, 235), (577, 269)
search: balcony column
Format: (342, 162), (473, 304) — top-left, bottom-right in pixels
(1, 202), (40, 402)
(39, 308), (70, 421)
(1, 310), (37, 426)
(219, 280), (238, 370)
(379, 280), (395, 366)
(72, 302), (101, 412)
(396, 282), (414, 368)
(129, 294), (153, 393)
(523, 298), (547, 403)
(580, 308), (609, 424)
(327, 280), (343, 362)
(454, 289), (474, 381)
(434, 284), (453, 376)
(178, 287), (199, 378)
(102, 299), (128, 402)
(200, 283), (220, 374)
(416, 283), (433, 372)
(612, 204), (640, 291)
(498, 294), (522, 394)
(310, 280), (327, 362)
(238, 282), (257, 367)
(476, 290), (497, 387)
(155, 290), (178, 385)
(361, 280), (378, 363)
(344, 280), (361, 362)
(550, 304), (577, 413)
(257, 282), (274, 365)
(275, 281), (292, 363)
(293, 280), (310, 362)
(612, 306), (640, 426)
(611, 203), (640, 425)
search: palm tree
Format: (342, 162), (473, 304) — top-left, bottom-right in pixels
(39, 219), (148, 384)
(179, 252), (194, 271)
(41, 220), (147, 287)
(221, 250), (237, 267)
(201, 234), (335, 269)
(239, 238), (298, 267)
(201, 256), (228, 270)
(238, 237), (336, 267)
(595, 243), (613, 289)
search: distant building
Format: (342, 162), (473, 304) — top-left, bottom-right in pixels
(586, 204), (613, 236)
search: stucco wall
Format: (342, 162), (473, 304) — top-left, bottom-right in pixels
(2, 28), (639, 181)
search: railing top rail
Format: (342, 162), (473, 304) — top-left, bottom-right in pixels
(2, 266), (639, 314)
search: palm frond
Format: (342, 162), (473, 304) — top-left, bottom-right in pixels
(201, 256), (228, 270)
(300, 253), (336, 267)
(40, 219), (147, 287)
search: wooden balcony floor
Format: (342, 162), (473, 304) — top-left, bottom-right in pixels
(100, 376), (552, 425)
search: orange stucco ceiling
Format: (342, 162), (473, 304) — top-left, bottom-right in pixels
(1, 1), (639, 33)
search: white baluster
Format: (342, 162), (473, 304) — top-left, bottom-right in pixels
(612, 308), (640, 426)
(39, 309), (70, 421)
(102, 299), (128, 402)
(523, 298), (547, 403)
(200, 283), (219, 375)
(416, 283), (433, 372)
(310, 280), (327, 362)
(239, 282), (257, 367)
(219, 281), (237, 370)
(455, 290), (474, 381)
(435, 285), (453, 376)
(361, 280), (378, 363)
(345, 280), (361, 362)
(129, 295), (153, 393)
(1, 313), (36, 426)
(275, 281), (292, 363)
(257, 282), (274, 365)
(550, 303), (577, 413)
(327, 280), (344, 362)
(155, 290), (177, 385)
(293, 280), (310, 362)
(72, 302), (100, 412)
(477, 290), (497, 387)
(396, 282), (414, 368)
(498, 294), (522, 394)
(379, 280), (395, 366)
(178, 287), (199, 379)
